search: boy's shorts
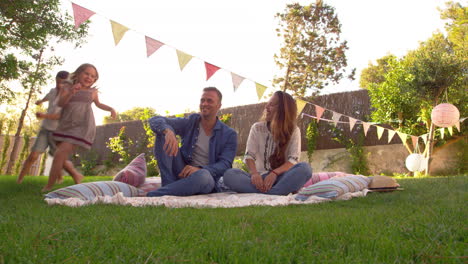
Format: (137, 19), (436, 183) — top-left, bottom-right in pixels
(31, 129), (57, 155)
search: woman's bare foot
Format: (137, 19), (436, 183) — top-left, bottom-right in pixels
(56, 176), (64, 184)
(17, 174), (25, 184)
(41, 186), (53, 192)
(72, 173), (84, 184)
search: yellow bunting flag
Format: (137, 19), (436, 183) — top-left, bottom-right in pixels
(348, 117), (357, 131)
(397, 131), (407, 144)
(72, 3), (95, 29)
(362, 122), (371, 136)
(387, 129), (396, 143)
(439, 128), (445, 139)
(176, 50), (193, 71)
(376, 126), (384, 140)
(447, 126), (453, 136)
(421, 134), (428, 145)
(231, 73), (245, 92)
(296, 99), (307, 117)
(255, 83), (267, 100)
(110, 20), (129, 46)
(314, 105), (325, 122)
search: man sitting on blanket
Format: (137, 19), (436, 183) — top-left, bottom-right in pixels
(147, 87), (238, 196)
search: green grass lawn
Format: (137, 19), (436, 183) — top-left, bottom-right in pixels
(0, 175), (466, 263)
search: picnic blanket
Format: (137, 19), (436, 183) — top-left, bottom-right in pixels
(44, 189), (369, 208)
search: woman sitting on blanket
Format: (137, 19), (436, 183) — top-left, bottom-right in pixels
(223, 91), (312, 195)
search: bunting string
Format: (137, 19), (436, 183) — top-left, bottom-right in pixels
(297, 99), (465, 150)
(70, 1), (269, 99)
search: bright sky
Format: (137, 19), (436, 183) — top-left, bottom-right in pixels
(45, 0), (447, 124)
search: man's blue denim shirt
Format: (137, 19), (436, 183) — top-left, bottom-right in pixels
(148, 113), (238, 181)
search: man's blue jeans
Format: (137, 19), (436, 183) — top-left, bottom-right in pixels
(222, 162), (312, 195)
(146, 135), (215, 197)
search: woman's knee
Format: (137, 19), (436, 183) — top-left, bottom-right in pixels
(293, 162), (313, 180)
(222, 169), (243, 186)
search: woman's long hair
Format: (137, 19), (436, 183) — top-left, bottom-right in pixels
(267, 91), (297, 169)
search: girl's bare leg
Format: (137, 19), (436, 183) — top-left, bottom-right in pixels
(64, 160), (84, 184)
(17, 151), (40, 184)
(43, 142), (74, 192)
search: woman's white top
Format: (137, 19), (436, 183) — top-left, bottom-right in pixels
(244, 121), (301, 174)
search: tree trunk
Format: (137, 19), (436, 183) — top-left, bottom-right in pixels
(424, 122), (436, 175)
(5, 50), (44, 175)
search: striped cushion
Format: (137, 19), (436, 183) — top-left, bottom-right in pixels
(113, 153), (147, 187)
(44, 181), (144, 200)
(295, 175), (371, 201)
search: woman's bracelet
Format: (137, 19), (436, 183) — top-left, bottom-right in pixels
(270, 170), (279, 176)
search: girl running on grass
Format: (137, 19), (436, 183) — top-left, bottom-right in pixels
(43, 63), (117, 192)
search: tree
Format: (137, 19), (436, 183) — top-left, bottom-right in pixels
(440, 1), (468, 59)
(359, 54), (396, 90)
(273, 0), (355, 97)
(103, 107), (158, 124)
(1, 0), (90, 174)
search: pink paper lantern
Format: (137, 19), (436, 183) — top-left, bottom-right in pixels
(431, 103), (460, 128)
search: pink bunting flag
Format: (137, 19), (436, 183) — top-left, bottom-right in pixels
(411, 136), (419, 150)
(397, 131), (407, 144)
(362, 122), (371, 136)
(376, 126), (384, 140)
(331, 112), (342, 126)
(314, 105), (325, 122)
(145, 36), (164, 57)
(455, 121), (460, 132)
(348, 117), (357, 131)
(205, 62), (220, 81)
(231, 73), (245, 92)
(387, 129), (396, 143)
(72, 3), (95, 29)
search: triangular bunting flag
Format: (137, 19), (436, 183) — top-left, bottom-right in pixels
(376, 126), (384, 140)
(455, 121), (460, 132)
(362, 122), (371, 136)
(331, 112), (342, 126)
(296, 99), (307, 117)
(447, 126), (453, 136)
(421, 134), (428, 145)
(231, 73), (245, 92)
(348, 117), (357, 131)
(145, 36), (164, 57)
(411, 136), (419, 150)
(72, 3), (95, 29)
(439, 128), (445, 139)
(176, 50), (193, 71)
(314, 105), (325, 122)
(110, 20), (129, 46)
(387, 129), (396, 143)
(255, 83), (267, 100)
(205, 62), (220, 81)
(397, 131), (407, 144)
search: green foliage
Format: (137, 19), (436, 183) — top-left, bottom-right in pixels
(330, 125), (370, 175)
(79, 150), (98, 176)
(440, 1), (468, 59)
(273, 2), (355, 96)
(0, 0), (89, 104)
(234, 157), (248, 172)
(106, 126), (134, 165)
(219, 113), (232, 125)
(39, 151), (47, 176)
(103, 107), (157, 124)
(306, 121), (318, 163)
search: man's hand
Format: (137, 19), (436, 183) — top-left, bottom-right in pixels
(178, 165), (200, 178)
(251, 172), (264, 192)
(163, 129), (179, 156)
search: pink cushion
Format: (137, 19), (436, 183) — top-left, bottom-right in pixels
(303, 172), (349, 188)
(113, 153), (147, 187)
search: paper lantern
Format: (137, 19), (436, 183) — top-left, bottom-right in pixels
(431, 103), (460, 128)
(405, 154), (425, 172)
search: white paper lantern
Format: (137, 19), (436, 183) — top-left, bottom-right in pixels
(431, 103), (460, 128)
(405, 153), (425, 172)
